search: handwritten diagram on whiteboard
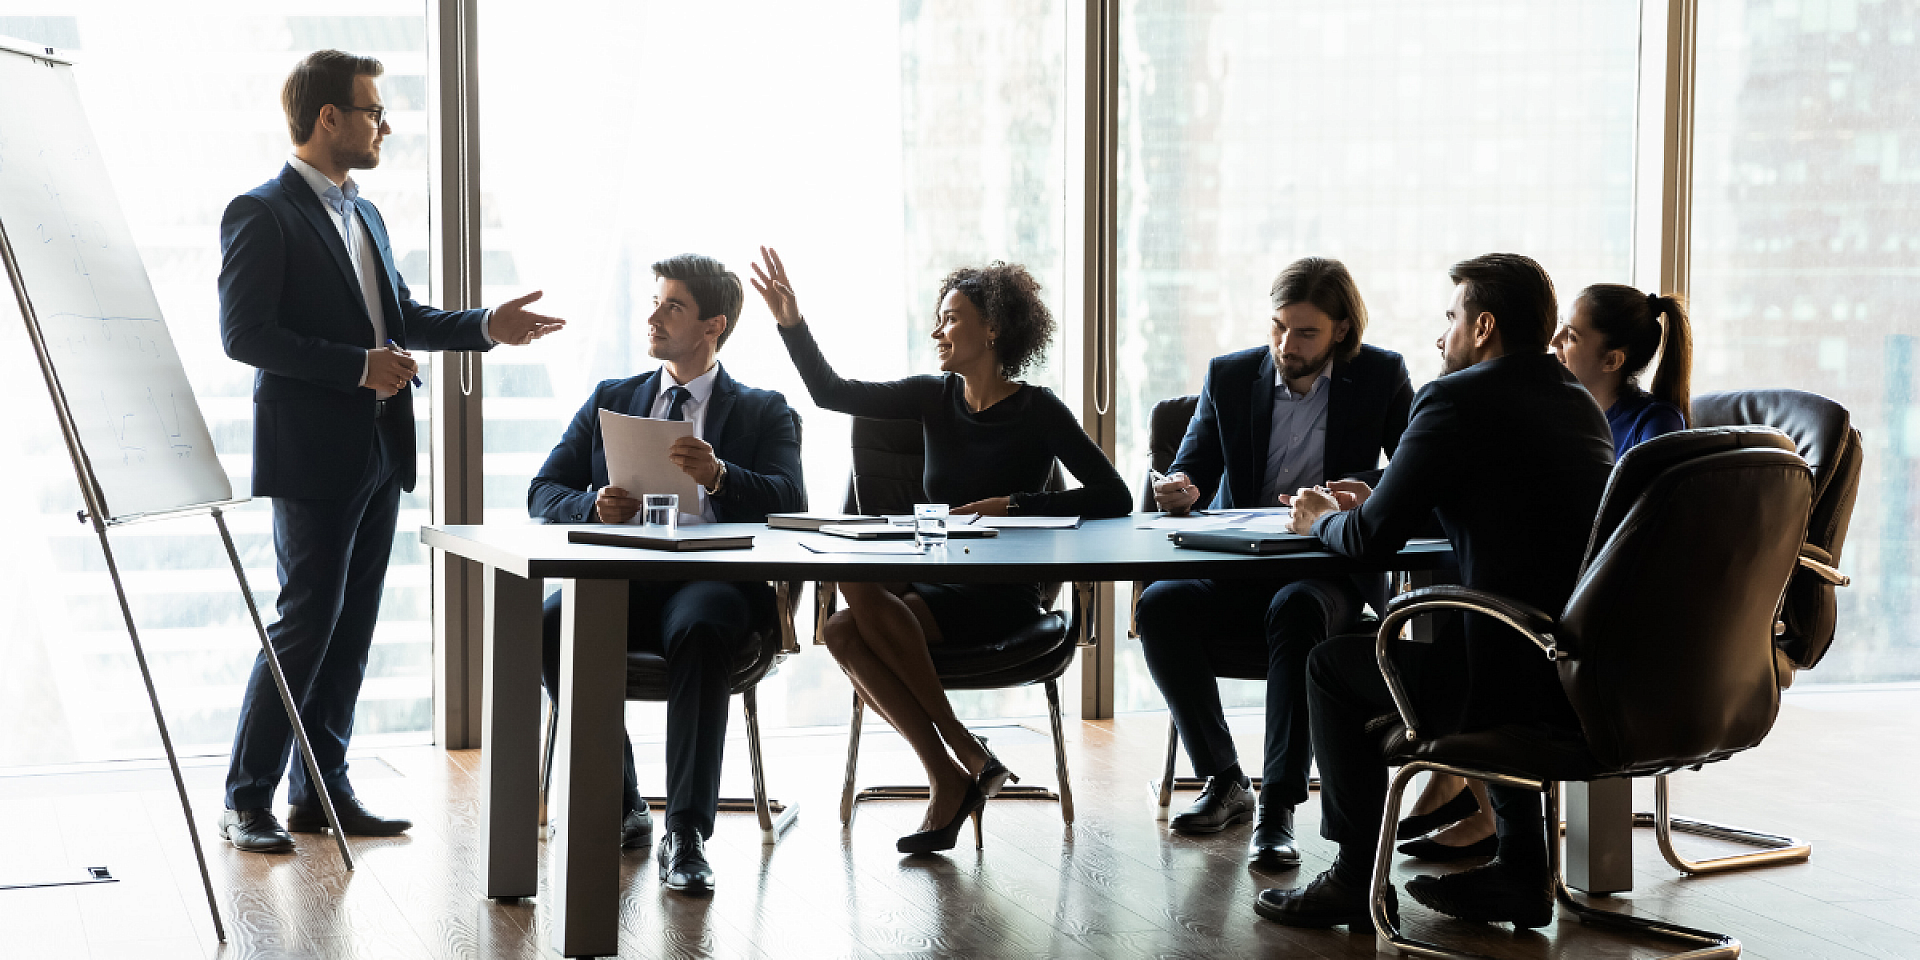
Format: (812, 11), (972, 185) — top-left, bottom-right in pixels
(0, 48), (231, 520)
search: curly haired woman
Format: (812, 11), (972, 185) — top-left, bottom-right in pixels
(752, 246), (1131, 855)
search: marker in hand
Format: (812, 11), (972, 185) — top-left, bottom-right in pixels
(386, 339), (424, 388)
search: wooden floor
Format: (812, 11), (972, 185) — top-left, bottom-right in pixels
(2, 685), (1916, 959)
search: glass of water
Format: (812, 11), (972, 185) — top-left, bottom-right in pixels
(643, 493), (679, 534)
(912, 502), (949, 550)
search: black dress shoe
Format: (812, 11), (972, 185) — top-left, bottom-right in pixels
(286, 795), (412, 837)
(1397, 833), (1498, 862)
(1248, 805), (1301, 870)
(1254, 868), (1397, 930)
(622, 806), (654, 849)
(1404, 859), (1554, 929)
(1396, 785), (1479, 840)
(218, 808), (294, 853)
(657, 827), (714, 896)
(1169, 776), (1254, 835)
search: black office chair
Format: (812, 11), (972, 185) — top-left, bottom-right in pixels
(1365, 427), (1811, 958)
(821, 417), (1096, 826)
(1613, 390), (1861, 875)
(538, 410), (808, 843)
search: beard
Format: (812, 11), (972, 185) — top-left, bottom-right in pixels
(1278, 348), (1333, 382)
(1438, 342), (1474, 376)
(337, 141), (381, 171)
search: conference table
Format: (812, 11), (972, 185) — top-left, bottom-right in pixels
(421, 517), (1618, 958)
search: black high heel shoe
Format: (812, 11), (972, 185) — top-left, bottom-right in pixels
(1396, 785), (1480, 840)
(1397, 833), (1499, 862)
(897, 782), (987, 855)
(974, 735), (1021, 798)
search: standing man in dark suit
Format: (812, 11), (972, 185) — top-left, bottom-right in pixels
(529, 253), (804, 896)
(1258, 253), (1613, 930)
(216, 50), (564, 854)
(1136, 257), (1413, 869)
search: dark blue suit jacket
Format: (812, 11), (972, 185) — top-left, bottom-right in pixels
(1170, 343), (1414, 510)
(218, 164), (494, 498)
(528, 365), (807, 523)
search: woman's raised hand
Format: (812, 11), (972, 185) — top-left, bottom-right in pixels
(749, 245), (804, 328)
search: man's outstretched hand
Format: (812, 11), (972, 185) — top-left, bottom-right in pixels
(489, 290), (567, 345)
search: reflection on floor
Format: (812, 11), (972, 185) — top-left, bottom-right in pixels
(1, 685), (1915, 959)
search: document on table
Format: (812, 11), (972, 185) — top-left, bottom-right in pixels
(598, 409), (700, 520)
(976, 516), (1080, 529)
(799, 541), (927, 555)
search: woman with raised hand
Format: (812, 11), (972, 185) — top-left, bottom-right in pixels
(751, 246), (1131, 855)
(1399, 282), (1693, 862)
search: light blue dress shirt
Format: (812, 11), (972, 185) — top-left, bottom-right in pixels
(1259, 363), (1331, 505)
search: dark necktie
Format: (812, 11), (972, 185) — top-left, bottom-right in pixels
(664, 386), (692, 422)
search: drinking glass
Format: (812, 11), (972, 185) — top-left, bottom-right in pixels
(913, 502), (949, 550)
(643, 493), (679, 534)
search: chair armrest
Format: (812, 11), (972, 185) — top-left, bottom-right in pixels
(1072, 582), (1100, 648)
(1798, 546), (1849, 586)
(1127, 580), (1148, 638)
(1375, 586), (1562, 743)
(773, 581), (803, 657)
(813, 581), (838, 645)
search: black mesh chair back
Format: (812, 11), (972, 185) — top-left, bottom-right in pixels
(1558, 434), (1812, 774)
(843, 417), (928, 514)
(1692, 390), (1862, 669)
(1139, 395), (1199, 512)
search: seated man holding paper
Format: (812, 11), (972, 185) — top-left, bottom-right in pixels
(1137, 257), (1411, 869)
(527, 253), (804, 895)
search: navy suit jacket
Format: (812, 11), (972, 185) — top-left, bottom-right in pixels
(1314, 352), (1614, 730)
(1169, 343), (1414, 510)
(528, 365), (807, 524)
(218, 164), (494, 498)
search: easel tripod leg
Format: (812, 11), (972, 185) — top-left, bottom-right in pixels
(93, 524), (226, 943)
(213, 508), (355, 871)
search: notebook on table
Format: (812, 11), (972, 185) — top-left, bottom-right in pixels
(817, 524), (1000, 541)
(568, 529), (755, 551)
(1170, 529), (1321, 555)
(767, 513), (886, 531)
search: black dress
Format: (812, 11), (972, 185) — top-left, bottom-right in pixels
(780, 322), (1134, 640)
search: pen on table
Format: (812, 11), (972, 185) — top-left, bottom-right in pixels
(386, 339), (425, 388)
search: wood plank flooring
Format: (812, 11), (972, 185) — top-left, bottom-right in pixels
(1, 684), (1913, 959)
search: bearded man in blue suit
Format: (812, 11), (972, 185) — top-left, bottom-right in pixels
(216, 49), (563, 853)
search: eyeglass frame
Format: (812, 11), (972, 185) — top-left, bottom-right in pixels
(332, 103), (387, 127)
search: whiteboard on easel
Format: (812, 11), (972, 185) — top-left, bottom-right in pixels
(0, 39), (231, 522)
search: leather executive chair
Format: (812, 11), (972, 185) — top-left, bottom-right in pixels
(1616, 390), (1861, 876)
(537, 410), (809, 843)
(821, 416), (1096, 826)
(1366, 426), (1813, 959)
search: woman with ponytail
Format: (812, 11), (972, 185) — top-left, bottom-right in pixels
(1397, 284), (1694, 864)
(1551, 284), (1693, 452)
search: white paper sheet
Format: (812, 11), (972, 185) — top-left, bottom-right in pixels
(598, 409), (702, 522)
(976, 516), (1081, 529)
(799, 541), (927, 555)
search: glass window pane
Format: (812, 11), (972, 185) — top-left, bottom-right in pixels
(1112, 1), (1641, 710)
(477, 0), (1067, 731)
(0, 5), (435, 766)
(1691, 0), (1920, 682)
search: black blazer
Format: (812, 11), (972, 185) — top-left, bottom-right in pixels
(1314, 352), (1615, 729)
(1170, 343), (1414, 509)
(528, 365), (807, 523)
(218, 164), (494, 498)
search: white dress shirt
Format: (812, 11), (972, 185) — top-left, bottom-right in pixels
(648, 362), (722, 523)
(287, 155), (393, 398)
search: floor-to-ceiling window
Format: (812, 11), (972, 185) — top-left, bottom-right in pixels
(475, 0), (1068, 732)
(0, 4), (436, 766)
(1690, 0), (1920, 682)
(1109, 0), (1643, 710)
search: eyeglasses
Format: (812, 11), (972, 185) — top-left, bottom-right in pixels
(334, 103), (387, 126)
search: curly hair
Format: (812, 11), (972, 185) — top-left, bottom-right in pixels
(934, 262), (1055, 379)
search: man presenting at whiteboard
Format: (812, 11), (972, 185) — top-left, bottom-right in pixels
(215, 49), (563, 854)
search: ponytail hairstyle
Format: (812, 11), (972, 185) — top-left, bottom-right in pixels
(1576, 284), (1694, 425)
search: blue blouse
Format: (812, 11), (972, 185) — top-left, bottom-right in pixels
(1606, 386), (1688, 455)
